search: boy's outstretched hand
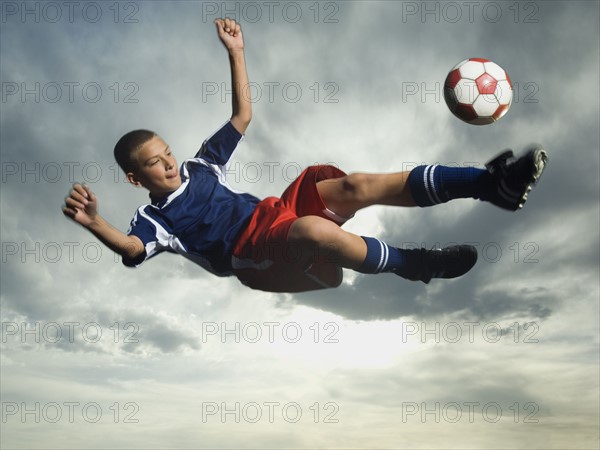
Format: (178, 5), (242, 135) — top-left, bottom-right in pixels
(63, 183), (98, 228)
(214, 18), (244, 51)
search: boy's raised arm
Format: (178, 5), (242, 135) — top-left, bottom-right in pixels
(214, 18), (252, 134)
(62, 183), (144, 260)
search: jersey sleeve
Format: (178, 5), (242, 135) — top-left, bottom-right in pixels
(122, 207), (169, 268)
(195, 120), (243, 166)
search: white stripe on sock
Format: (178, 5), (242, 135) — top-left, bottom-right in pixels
(428, 164), (442, 204)
(376, 240), (386, 273)
(379, 242), (390, 273)
(423, 165), (437, 205)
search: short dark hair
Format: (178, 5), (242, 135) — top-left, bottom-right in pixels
(114, 129), (157, 173)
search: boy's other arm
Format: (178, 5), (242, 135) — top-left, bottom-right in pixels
(215, 18), (252, 134)
(62, 183), (144, 260)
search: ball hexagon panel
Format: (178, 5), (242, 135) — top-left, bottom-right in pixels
(483, 61), (506, 81)
(451, 59), (469, 70)
(459, 60), (486, 80)
(453, 78), (479, 104)
(473, 94), (500, 117)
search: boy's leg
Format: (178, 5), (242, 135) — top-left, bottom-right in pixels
(317, 144), (548, 216)
(288, 215), (367, 270)
(287, 216), (477, 284)
(316, 172), (416, 218)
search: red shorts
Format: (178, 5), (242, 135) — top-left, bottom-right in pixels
(231, 165), (349, 293)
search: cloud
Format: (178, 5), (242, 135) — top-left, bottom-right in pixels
(1, 1), (598, 448)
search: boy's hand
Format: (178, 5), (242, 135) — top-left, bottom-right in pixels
(214, 18), (244, 51)
(62, 183), (98, 228)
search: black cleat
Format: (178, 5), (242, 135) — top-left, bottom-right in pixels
(399, 245), (478, 284)
(484, 144), (548, 211)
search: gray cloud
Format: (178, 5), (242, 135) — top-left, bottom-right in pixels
(1, 1), (598, 448)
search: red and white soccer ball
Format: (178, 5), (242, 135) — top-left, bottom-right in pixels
(444, 58), (513, 125)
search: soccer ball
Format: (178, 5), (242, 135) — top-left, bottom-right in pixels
(444, 58), (513, 125)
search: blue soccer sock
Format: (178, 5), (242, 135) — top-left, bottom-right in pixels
(356, 236), (418, 279)
(407, 165), (492, 207)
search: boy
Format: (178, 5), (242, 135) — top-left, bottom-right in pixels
(63, 18), (548, 293)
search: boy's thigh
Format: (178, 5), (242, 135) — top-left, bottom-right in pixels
(231, 201), (342, 293)
(232, 217), (343, 293)
(280, 165), (349, 223)
(232, 232), (343, 293)
(231, 165), (349, 293)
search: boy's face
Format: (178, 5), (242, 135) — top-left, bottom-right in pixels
(128, 135), (182, 198)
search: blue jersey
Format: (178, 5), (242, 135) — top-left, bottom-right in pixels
(123, 120), (260, 276)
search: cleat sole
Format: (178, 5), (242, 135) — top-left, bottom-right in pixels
(516, 147), (547, 210)
(531, 148), (548, 183)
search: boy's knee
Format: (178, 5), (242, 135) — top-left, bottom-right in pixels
(342, 173), (372, 202)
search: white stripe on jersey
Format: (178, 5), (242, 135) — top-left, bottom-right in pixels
(187, 158), (247, 196)
(139, 206), (226, 276)
(157, 178), (190, 209)
(137, 207), (172, 258)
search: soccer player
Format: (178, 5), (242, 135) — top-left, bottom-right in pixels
(62, 18), (548, 293)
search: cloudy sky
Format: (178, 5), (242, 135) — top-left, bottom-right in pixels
(1, 1), (599, 448)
